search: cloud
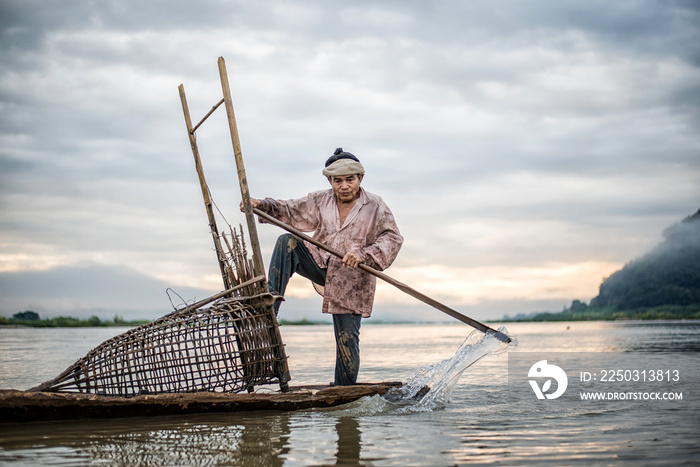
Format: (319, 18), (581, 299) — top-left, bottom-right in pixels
(1, 0), (699, 320)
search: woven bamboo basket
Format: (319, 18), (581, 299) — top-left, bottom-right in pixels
(29, 294), (288, 396)
(29, 228), (290, 396)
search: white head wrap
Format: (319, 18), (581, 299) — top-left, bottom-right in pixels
(322, 158), (365, 177)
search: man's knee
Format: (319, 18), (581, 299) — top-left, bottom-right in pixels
(274, 234), (297, 253)
(274, 233), (293, 247)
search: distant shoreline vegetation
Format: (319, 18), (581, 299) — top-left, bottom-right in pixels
(0, 311), (150, 328)
(0, 313), (410, 328)
(501, 303), (700, 322)
(278, 318), (328, 325)
(0, 311), (332, 328)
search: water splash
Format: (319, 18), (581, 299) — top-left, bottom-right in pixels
(383, 326), (516, 411)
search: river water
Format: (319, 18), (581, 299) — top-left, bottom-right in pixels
(0, 321), (698, 465)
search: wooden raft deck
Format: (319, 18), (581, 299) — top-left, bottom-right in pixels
(0, 382), (401, 423)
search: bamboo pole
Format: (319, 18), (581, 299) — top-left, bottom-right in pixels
(193, 98), (224, 133)
(253, 208), (512, 343)
(217, 57), (290, 390)
(217, 57), (266, 282)
(178, 84), (233, 291)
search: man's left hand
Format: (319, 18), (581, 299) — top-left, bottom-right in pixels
(342, 251), (363, 269)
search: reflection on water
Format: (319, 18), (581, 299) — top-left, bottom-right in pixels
(0, 413), (294, 466)
(615, 320), (700, 352)
(496, 320), (700, 353)
(335, 417), (361, 465)
(1, 321), (699, 465)
(0, 410), (436, 466)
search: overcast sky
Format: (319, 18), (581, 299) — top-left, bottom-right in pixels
(1, 0), (699, 322)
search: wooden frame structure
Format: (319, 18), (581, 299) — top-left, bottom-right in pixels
(29, 58), (291, 396)
(176, 57), (290, 392)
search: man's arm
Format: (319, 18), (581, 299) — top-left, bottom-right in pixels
(241, 194), (321, 233)
(357, 201), (403, 271)
(359, 227), (403, 271)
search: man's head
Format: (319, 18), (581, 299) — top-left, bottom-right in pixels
(323, 148), (364, 203)
(323, 148), (365, 177)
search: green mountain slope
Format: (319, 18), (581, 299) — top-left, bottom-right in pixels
(510, 208), (700, 321)
(590, 208), (700, 310)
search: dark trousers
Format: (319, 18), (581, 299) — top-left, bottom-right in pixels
(268, 234), (361, 386)
(333, 314), (362, 386)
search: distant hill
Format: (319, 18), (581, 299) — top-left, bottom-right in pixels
(513, 208), (700, 321)
(590, 208), (700, 311)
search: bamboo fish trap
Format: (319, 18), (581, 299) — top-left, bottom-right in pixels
(29, 295), (287, 396)
(30, 229), (290, 396)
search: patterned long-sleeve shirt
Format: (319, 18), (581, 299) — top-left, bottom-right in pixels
(258, 188), (403, 317)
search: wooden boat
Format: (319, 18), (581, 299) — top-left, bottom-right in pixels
(0, 383), (401, 423)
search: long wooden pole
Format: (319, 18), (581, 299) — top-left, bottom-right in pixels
(217, 57), (291, 391)
(253, 207), (511, 343)
(217, 57), (266, 280)
(178, 84), (233, 290)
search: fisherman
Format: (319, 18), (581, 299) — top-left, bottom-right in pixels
(242, 148), (403, 386)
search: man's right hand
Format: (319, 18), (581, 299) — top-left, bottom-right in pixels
(240, 198), (261, 212)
